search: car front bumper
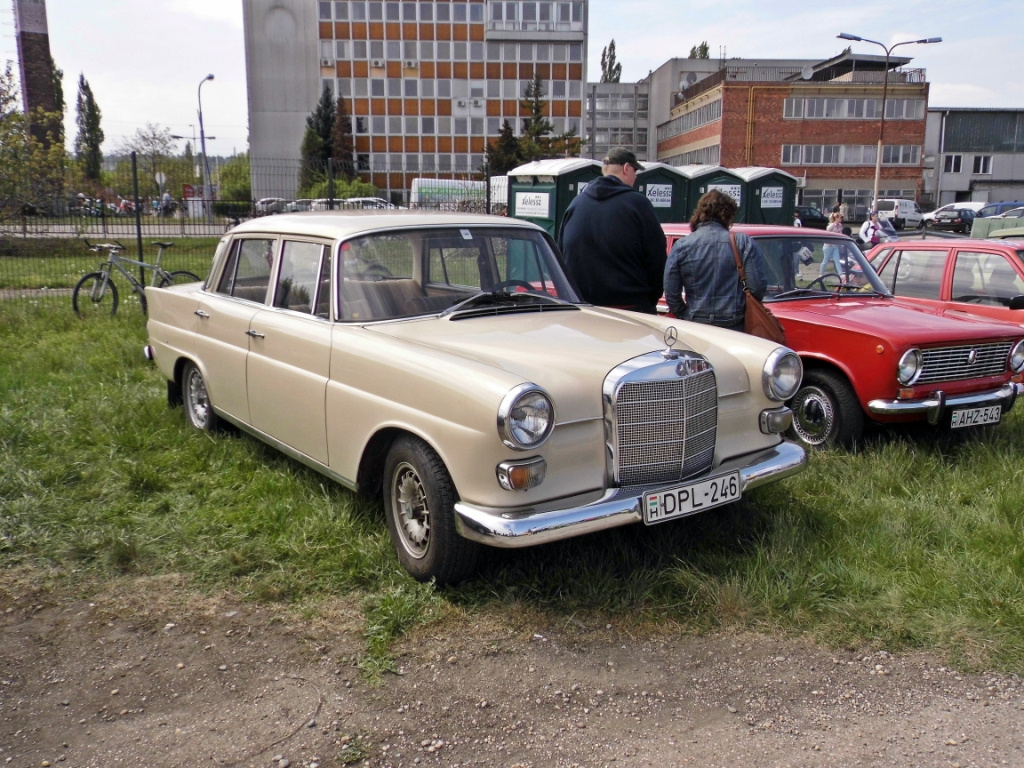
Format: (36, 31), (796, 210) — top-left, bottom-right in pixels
(453, 440), (807, 548)
(867, 381), (1024, 425)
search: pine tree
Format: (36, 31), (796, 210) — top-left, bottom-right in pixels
(331, 96), (356, 180)
(74, 75), (103, 182)
(600, 40), (622, 83)
(484, 119), (523, 176)
(518, 74), (581, 161)
(306, 84), (335, 167)
(298, 126), (325, 195)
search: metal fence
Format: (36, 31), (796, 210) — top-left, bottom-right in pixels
(0, 156), (507, 315)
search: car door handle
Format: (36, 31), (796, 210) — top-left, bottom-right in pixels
(194, 310), (209, 318)
(245, 329), (265, 338)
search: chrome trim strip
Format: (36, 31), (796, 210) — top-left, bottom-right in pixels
(867, 382), (1023, 424)
(453, 441), (807, 548)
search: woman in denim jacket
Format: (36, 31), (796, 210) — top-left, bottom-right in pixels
(664, 190), (768, 332)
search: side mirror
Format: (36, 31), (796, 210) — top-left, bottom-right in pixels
(1008, 295), (1024, 311)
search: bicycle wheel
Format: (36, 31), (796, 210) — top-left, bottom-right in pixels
(72, 272), (119, 317)
(157, 270), (201, 288)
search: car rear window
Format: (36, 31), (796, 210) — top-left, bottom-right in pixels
(876, 200), (896, 211)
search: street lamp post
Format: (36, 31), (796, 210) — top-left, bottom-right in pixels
(197, 74), (215, 224)
(837, 33), (941, 213)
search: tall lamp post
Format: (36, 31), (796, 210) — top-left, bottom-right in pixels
(837, 33), (941, 212)
(172, 127), (215, 218)
(197, 74), (215, 224)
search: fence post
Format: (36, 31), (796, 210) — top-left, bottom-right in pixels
(131, 152), (145, 283)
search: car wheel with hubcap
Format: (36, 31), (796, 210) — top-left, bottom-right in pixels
(788, 369), (864, 448)
(181, 361), (220, 431)
(384, 435), (481, 584)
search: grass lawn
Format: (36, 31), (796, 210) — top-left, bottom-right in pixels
(3, 305), (1024, 673)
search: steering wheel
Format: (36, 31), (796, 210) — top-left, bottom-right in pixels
(805, 274), (843, 291)
(353, 263), (393, 279)
(491, 279), (535, 293)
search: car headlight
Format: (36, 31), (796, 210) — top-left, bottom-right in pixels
(897, 348), (923, 385)
(498, 384), (555, 450)
(762, 348), (802, 402)
(1010, 340), (1024, 374)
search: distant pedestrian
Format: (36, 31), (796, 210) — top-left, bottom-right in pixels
(793, 211), (803, 227)
(664, 189), (768, 332)
(821, 209), (845, 275)
(860, 211), (883, 247)
(557, 148), (666, 314)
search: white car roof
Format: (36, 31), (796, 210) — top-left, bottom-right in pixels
(227, 210), (544, 240)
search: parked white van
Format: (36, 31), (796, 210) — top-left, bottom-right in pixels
(874, 199), (923, 229)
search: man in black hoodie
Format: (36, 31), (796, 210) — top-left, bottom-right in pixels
(557, 148), (666, 314)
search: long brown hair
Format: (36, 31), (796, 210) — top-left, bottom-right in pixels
(690, 189), (738, 229)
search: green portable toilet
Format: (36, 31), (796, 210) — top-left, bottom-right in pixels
(634, 162), (692, 223)
(679, 165), (747, 221)
(733, 166), (799, 225)
(508, 158), (602, 237)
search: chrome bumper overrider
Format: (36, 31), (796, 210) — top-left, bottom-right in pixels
(867, 382), (1023, 425)
(453, 441), (807, 548)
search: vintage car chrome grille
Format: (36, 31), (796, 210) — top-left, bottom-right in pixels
(609, 359), (718, 487)
(917, 342), (1011, 385)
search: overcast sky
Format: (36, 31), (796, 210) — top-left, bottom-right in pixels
(2, 0), (1022, 156)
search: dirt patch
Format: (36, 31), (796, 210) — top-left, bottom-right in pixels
(2, 571), (1023, 768)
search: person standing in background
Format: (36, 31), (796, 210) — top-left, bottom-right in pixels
(557, 148), (666, 314)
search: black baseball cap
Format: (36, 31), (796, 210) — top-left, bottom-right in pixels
(602, 147), (644, 170)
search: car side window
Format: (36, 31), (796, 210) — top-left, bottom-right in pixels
(953, 251), (1024, 306)
(273, 241), (326, 315)
(879, 249), (945, 300)
(217, 238), (274, 302)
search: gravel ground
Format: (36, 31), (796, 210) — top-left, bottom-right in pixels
(2, 572), (1023, 768)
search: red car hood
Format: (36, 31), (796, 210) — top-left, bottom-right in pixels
(770, 297), (1023, 344)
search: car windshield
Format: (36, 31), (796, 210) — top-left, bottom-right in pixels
(337, 226), (579, 321)
(757, 235), (891, 301)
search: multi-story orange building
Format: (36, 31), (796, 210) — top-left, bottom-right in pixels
(653, 52), (930, 219)
(244, 0), (587, 203)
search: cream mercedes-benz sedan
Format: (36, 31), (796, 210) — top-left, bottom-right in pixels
(144, 211), (806, 583)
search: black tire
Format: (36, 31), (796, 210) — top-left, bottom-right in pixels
(383, 435), (481, 584)
(787, 369), (864, 448)
(158, 270), (201, 288)
(72, 272), (118, 317)
(181, 361), (220, 431)
(893, 217), (904, 230)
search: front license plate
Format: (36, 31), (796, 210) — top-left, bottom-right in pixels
(950, 405), (1001, 429)
(643, 471), (741, 525)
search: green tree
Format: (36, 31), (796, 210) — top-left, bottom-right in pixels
(307, 84), (335, 165)
(519, 74), (581, 161)
(50, 57), (65, 151)
(218, 152), (252, 203)
(115, 123), (177, 197)
(484, 119), (523, 176)
(0, 63), (64, 220)
(298, 125), (325, 195)
(600, 39), (622, 83)
(688, 41), (710, 59)
(330, 96), (356, 180)
(74, 74), (104, 181)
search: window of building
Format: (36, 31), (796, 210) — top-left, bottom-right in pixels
(454, 3), (468, 21)
(420, 3), (432, 20)
(352, 40), (367, 58)
(437, 42), (451, 60)
(487, 80), (501, 98)
(405, 116), (418, 133)
(402, 2), (416, 20)
(387, 41), (401, 59)
(351, 2), (366, 20)
(404, 41), (417, 59)
(334, 41), (348, 59)
(471, 42), (484, 61)
(370, 79), (385, 97)
(421, 80), (435, 97)
(420, 41), (434, 59)
(454, 42), (468, 60)
(552, 80), (565, 98)
(973, 155), (992, 174)
(389, 116), (402, 133)
(372, 116), (385, 133)
(368, 1), (382, 20)
(354, 79), (368, 97)
(438, 80), (452, 98)
(944, 154), (962, 173)
(370, 41), (384, 59)
(469, 80), (485, 98)
(357, 154), (370, 171)
(387, 79), (401, 97)
(385, 2), (399, 20)
(319, 2), (332, 20)
(422, 116), (435, 133)
(333, 1), (348, 20)
(470, 3), (484, 21)
(569, 43), (582, 61)
(422, 154), (435, 172)
(405, 79), (418, 97)
(355, 116), (368, 134)
(436, 3), (450, 21)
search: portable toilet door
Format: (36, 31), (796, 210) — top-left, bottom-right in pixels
(733, 167), (799, 225)
(634, 162), (691, 224)
(680, 165), (746, 221)
(508, 158), (602, 237)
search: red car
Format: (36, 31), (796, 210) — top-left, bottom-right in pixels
(662, 224), (1024, 447)
(865, 238), (1024, 326)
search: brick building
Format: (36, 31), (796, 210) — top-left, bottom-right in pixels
(654, 52), (930, 220)
(243, 0), (588, 203)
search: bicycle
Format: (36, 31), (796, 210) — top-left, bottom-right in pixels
(72, 240), (202, 317)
